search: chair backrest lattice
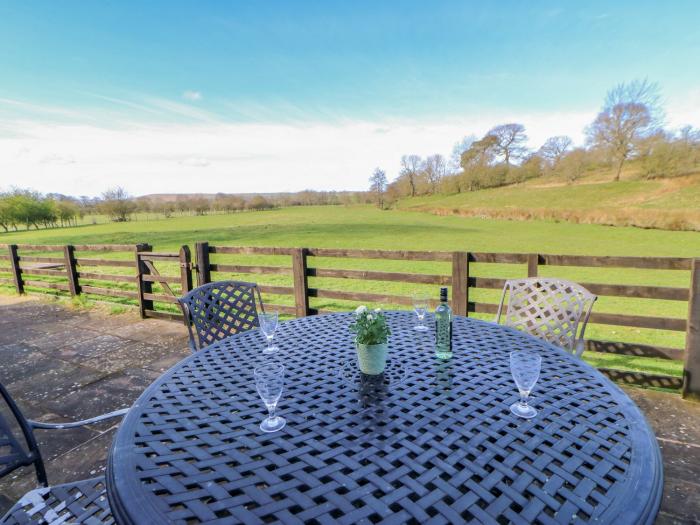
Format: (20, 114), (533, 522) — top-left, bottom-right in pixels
(495, 277), (597, 356)
(0, 382), (46, 486)
(178, 280), (264, 352)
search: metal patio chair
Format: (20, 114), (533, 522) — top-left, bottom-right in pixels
(0, 381), (127, 525)
(495, 277), (597, 357)
(178, 280), (265, 352)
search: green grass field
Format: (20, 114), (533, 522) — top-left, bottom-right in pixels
(1, 204), (698, 381)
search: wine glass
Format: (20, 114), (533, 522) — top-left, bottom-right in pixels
(412, 292), (430, 332)
(254, 362), (286, 432)
(509, 350), (542, 419)
(259, 311), (279, 354)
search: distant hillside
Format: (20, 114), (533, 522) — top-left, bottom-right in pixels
(396, 164), (700, 231)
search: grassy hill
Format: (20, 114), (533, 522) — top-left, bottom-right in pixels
(397, 167), (700, 231)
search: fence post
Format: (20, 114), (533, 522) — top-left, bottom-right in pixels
(682, 258), (700, 400)
(195, 242), (210, 286)
(135, 243), (153, 319)
(179, 245), (193, 294)
(292, 248), (310, 317)
(451, 252), (468, 317)
(63, 245), (80, 296)
(527, 253), (539, 277)
(8, 245), (23, 294)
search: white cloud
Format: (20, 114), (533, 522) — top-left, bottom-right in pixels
(39, 153), (76, 165)
(667, 88), (700, 130)
(182, 90), (202, 101)
(179, 156), (210, 167)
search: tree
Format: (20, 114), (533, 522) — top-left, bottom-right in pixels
(247, 195), (273, 210)
(190, 197), (211, 216)
(460, 135), (498, 170)
(556, 148), (588, 183)
(586, 79), (662, 181)
(399, 155), (422, 197)
(55, 200), (79, 227)
(484, 123), (528, 165)
(154, 201), (176, 218)
(368, 168), (388, 209)
(423, 154), (446, 193)
(0, 196), (15, 232)
(449, 135), (477, 172)
(538, 136), (573, 168)
(99, 187), (137, 222)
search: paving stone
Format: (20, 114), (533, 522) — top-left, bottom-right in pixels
(625, 386), (700, 444)
(62, 334), (132, 359)
(38, 367), (160, 426)
(4, 359), (108, 407)
(24, 328), (103, 350)
(102, 318), (186, 339)
(658, 476), (700, 524)
(80, 340), (176, 374)
(0, 326), (44, 346)
(658, 440), (700, 485)
(143, 349), (190, 374)
(0, 344), (49, 385)
(81, 312), (143, 330)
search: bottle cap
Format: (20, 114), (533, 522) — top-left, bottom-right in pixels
(440, 287), (448, 301)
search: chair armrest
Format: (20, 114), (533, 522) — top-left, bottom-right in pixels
(27, 407), (129, 430)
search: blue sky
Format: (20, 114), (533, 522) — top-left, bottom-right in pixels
(1, 1), (700, 195)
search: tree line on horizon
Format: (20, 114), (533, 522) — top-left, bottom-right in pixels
(369, 79), (700, 207)
(0, 186), (374, 232)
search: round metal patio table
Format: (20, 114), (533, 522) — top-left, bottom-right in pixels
(106, 312), (662, 525)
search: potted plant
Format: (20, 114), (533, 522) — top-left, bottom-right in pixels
(350, 306), (391, 375)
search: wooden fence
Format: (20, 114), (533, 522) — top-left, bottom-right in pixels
(1, 242), (698, 399)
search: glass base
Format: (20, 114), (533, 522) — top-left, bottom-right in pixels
(260, 415), (286, 432)
(510, 402), (537, 419)
(414, 325), (429, 332)
(262, 345), (279, 354)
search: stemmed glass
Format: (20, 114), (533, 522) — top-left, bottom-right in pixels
(412, 292), (430, 332)
(509, 350), (542, 419)
(254, 362), (286, 432)
(259, 311), (279, 354)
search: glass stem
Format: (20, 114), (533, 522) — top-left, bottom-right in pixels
(519, 392), (529, 407)
(267, 405), (276, 421)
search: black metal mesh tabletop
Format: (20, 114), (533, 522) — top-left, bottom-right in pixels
(106, 312), (662, 525)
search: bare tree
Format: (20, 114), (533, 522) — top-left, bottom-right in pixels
(449, 135), (477, 172)
(484, 123), (528, 165)
(423, 154), (446, 193)
(400, 154), (422, 197)
(538, 136), (573, 168)
(99, 186), (136, 222)
(679, 125), (700, 147)
(368, 168), (388, 208)
(586, 79), (662, 181)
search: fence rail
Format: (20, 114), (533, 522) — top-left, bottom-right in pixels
(1, 242), (698, 399)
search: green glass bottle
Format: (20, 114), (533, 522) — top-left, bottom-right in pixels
(435, 287), (453, 360)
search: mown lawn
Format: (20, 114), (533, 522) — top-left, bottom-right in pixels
(1, 205), (698, 380)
